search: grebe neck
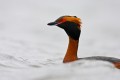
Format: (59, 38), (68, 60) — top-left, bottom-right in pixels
(63, 37), (79, 63)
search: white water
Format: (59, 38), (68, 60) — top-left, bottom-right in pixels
(0, 0), (120, 80)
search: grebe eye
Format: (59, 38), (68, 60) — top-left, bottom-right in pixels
(57, 18), (66, 23)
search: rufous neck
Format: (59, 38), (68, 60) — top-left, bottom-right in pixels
(63, 37), (79, 63)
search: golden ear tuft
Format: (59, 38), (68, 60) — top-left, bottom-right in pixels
(63, 16), (82, 27)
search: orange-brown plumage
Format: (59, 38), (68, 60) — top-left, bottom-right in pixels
(47, 15), (120, 69)
(60, 16), (82, 27)
(113, 62), (120, 69)
(63, 37), (79, 63)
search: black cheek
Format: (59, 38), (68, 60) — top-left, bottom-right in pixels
(65, 26), (80, 40)
(57, 22), (81, 40)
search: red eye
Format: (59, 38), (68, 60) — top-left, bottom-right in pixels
(55, 17), (66, 25)
(58, 19), (66, 24)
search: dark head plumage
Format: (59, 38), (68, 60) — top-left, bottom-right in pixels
(47, 15), (82, 40)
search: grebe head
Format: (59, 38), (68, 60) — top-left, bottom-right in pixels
(47, 15), (82, 40)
